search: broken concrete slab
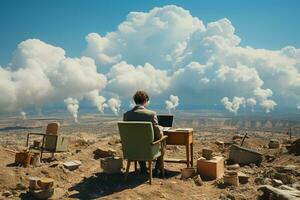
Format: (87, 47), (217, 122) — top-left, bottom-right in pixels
(229, 144), (263, 166)
(63, 160), (82, 171)
(258, 185), (300, 200)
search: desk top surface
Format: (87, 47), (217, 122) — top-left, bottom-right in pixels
(163, 128), (193, 133)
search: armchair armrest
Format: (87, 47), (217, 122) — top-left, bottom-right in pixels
(27, 132), (45, 136)
(152, 135), (168, 145)
(26, 132), (46, 147)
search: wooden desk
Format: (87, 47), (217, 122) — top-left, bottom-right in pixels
(163, 128), (193, 167)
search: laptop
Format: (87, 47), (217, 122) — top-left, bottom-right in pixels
(157, 115), (174, 131)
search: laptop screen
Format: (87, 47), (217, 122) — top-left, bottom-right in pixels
(157, 115), (174, 127)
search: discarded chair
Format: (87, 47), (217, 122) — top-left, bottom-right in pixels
(118, 121), (167, 184)
(26, 122), (68, 160)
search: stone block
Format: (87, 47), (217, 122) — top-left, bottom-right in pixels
(197, 156), (224, 180)
(100, 156), (123, 174)
(63, 160), (81, 171)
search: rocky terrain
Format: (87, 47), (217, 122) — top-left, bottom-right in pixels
(0, 114), (299, 200)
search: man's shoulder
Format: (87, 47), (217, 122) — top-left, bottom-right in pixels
(140, 108), (156, 116)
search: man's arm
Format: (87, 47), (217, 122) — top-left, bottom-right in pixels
(152, 113), (163, 140)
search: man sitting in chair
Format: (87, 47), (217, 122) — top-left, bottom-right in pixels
(123, 90), (163, 176)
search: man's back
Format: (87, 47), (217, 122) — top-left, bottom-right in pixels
(123, 105), (162, 140)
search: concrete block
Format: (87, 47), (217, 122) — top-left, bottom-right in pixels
(229, 144), (263, 165)
(197, 156), (224, 180)
(63, 160), (81, 171)
(100, 156), (123, 174)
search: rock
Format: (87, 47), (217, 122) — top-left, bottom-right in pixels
(76, 137), (96, 146)
(15, 182), (27, 190)
(268, 139), (280, 148)
(232, 135), (243, 140)
(238, 172), (249, 184)
(255, 177), (272, 185)
(286, 138), (300, 155)
(2, 191), (12, 197)
(63, 160), (82, 171)
(51, 188), (67, 199)
(292, 182), (300, 190)
(93, 147), (116, 159)
(258, 185), (300, 200)
(274, 172), (296, 184)
(215, 140), (225, 148)
(273, 179), (284, 187)
(193, 175), (203, 186)
(226, 164), (240, 170)
(275, 165), (297, 173)
(265, 154), (276, 162)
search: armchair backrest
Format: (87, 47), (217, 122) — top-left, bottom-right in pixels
(46, 122), (59, 135)
(118, 121), (159, 161)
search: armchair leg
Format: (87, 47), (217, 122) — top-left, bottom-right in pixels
(148, 160), (152, 184)
(125, 160), (131, 181)
(160, 155), (165, 178)
(134, 161), (137, 172)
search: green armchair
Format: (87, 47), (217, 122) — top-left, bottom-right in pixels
(118, 121), (167, 184)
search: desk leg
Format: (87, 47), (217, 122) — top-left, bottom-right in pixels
(186, 142), (190, 167)
(190, 142), (193, 167)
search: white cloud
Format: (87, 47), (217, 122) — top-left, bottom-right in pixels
(0, 39), (107, 114)
(1, 5), (300, 115)
(106, 61), (170, 98)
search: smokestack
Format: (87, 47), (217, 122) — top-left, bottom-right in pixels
(165, 95), (179, 114)
(64, 97), (79, 122)
(107, 98), (121, 116)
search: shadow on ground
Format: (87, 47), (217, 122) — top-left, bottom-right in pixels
(68, 169), (180, 199)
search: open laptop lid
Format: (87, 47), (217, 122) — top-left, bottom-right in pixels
(157, 115), (174, 127)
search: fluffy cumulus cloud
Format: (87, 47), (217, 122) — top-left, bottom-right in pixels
(0, 39), (107, 117)
(83, 5), (300, 114)
(1, 5), (300, 116)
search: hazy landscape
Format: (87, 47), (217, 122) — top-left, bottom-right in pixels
(0, 110), (299, 199)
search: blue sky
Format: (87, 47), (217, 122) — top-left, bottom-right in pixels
(0, 0), (299, 66)
(0, 1), (300, 117)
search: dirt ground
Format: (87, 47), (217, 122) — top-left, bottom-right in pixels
(0, 126), (299, 200)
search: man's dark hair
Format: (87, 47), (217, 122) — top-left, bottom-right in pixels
(133, 91), (149, 104)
